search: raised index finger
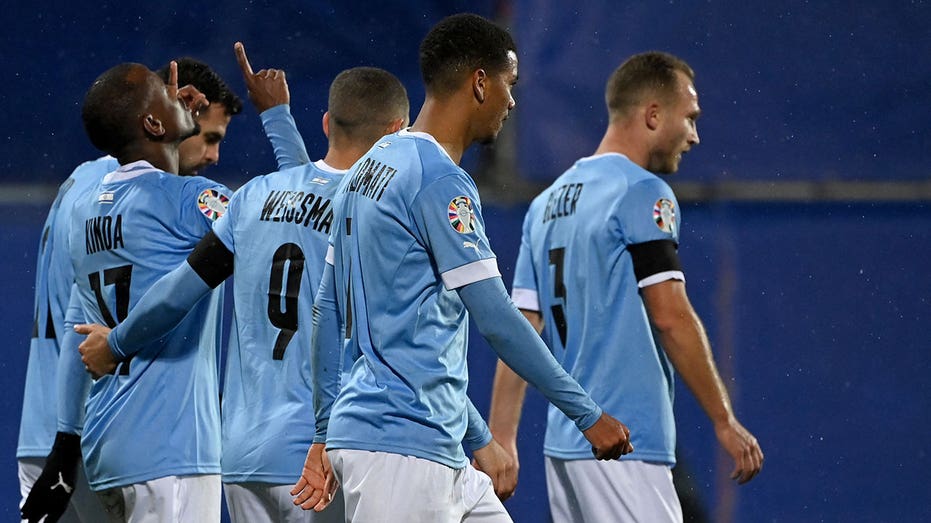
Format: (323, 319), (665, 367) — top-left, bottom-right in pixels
(234, 41), (254, 77)
(167, 60), (178, 88)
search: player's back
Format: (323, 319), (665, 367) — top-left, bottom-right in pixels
(216, 160), (344, 483)
(521, 152), (678, 463)
(326, 129), (499, 468)
(69, 160), (230, 490)
(17, 156), (118, 458)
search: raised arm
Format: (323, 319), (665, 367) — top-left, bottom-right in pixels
(234, 41), (309, 169)
(641, 279), (763, 483)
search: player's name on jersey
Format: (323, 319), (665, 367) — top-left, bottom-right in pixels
(85, 215), (124, 254)
(542, 182), (584, 224)
(260, 190), (335, 233)
(342, 157), (397, 202)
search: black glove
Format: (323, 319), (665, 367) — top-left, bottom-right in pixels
(21, 432), (82, 523)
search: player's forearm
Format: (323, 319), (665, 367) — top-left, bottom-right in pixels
(109, 260), (212, 359)
(488, 359), (528, 445)
(459, 277), (602, 432)
(261, 105), (310, 169)
(311, 263), (343, 442)
(656, 312), (735, 426)
(57, 285), (89, 434)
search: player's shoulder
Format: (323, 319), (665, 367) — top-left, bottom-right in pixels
(392, 129), (464, 184)
(241, 161), (344, 198)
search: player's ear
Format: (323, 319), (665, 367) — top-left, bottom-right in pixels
(385, 117), (405, 134)
(143, 114), (166, 138)
(322, 111), (330, 138)
(472, 69), (487, 104)
(645, 102), (661, 131)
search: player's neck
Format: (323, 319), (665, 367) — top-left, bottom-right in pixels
(324, 144), (369, 171)
(595, 124), (649, 170)
(117, 145), (179, 175)
(409, 98), (470, 165)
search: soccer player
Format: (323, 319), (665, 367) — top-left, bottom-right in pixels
(294, 13), (634, 522)
(76, 66), (410, 523)
(18, 48), (305, 523)
(488, 51), (764, 522)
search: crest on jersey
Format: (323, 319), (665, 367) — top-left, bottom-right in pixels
(448, 196), (476, 234)
(198, 189), (229, 221)
(653, 198), (676, 234)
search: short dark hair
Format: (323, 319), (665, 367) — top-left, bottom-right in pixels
(157, 58), (243, 116)
(329, 67), (409, 145)
(82, 63), (152, 156)
(606, 51), (695, 119)
(419, 13), (516, 95)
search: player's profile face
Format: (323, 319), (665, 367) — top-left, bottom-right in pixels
(477, 50), (518, 145)
(179, 104), (231, 176)
(650, 72), (700, 174)
(149, 72), (200, 145)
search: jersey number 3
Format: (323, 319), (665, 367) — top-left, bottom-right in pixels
(548, 248), (569, 347)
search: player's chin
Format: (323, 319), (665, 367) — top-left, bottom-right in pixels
(478, 126), (504, 145)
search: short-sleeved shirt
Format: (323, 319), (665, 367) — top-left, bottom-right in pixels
(512, 152), (682, 464)
(325, 129), (500, 469)
(213, 160), (345, 484)
(17, 156), (118, 458)
(69, 161), (230, 489)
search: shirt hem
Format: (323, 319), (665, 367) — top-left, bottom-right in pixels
(88, 465), (221, 491)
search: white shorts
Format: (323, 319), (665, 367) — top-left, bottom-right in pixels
(329, 449), (512, 523)
(545, 458), (683, 523)
(224, 481), (345, 523)
(95, 474), (221, 523)
(19, 457), (107, 523)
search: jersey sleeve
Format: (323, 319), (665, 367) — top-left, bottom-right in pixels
(260, 104), (310, 170)
(510, 205), (539, 311)
(410, 173), (500, 290)
(617, 178), (685, 287)
(210, 184), (242, 253)
(57, 284), (91, 434)
(179, 178), (233, 242)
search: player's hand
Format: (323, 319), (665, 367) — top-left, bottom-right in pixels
(165, 60), (209, 117)
(75, 324), (117, 379)
(291, 443), (337, 512)
(715, 418), (763, 484)
(234, 41), (290, 113)
(472, 438), (518, 501)
(582, 412), (634, 460)
(20, 432), (82, 523)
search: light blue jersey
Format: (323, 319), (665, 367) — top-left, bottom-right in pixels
(213, 160), (344, 484)
(17, 156), (118, 458)
(326, 129), (500, 469)
(512, 153), (683, 464)
(68, 161), (230, 490)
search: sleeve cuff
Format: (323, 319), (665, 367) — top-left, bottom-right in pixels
(441, 258), (500, 290)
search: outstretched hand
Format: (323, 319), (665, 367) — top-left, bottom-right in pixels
(234, 41), (290, 112)
(472, 438), (518, 501)
(291, 443), (338, 512)
(582, 412), (634, 460)
(716, 419), (764, 484)
(75, 324), (117, 379)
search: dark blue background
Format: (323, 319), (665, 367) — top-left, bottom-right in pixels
(2, 1), (930, 521)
